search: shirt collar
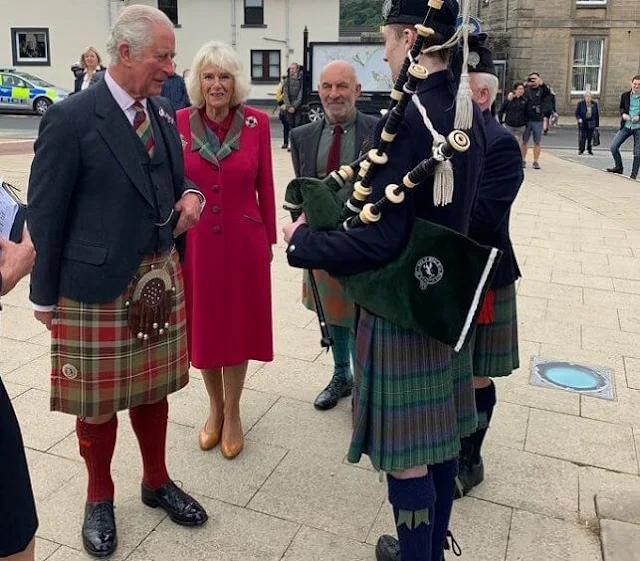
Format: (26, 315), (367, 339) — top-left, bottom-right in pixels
(324, 111), (357, 132)
(104, 69), (148, 113)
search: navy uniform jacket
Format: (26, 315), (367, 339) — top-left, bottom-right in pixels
(287, 70), (486, 277)
(469, 110), (522, 288)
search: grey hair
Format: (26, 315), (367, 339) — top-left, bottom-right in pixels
(471, 72), (499, 106)
(106, 5), (174, 64)
(186, 41), (251, 109)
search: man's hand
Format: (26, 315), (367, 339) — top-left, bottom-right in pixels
(283, 213), (307, 244)
(622, 114), (631, 122)
(0, 228), (35, 296)
(34, 310), (53, 330)
(173, 193), (202, 237)
(633, 116), (640, 123)
(288, 106), (296, 114)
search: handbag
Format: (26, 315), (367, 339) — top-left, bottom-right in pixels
(593, 128), (601, 147)
(0, 180), (27, 243)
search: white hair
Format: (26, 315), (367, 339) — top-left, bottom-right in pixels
(470, 72), (499, 106)
(186, 41), (251, 109)
(106, 5), (174, 64)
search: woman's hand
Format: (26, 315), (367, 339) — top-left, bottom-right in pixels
(269, 246), (274, 263)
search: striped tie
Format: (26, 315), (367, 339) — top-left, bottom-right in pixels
(132, 101), (155, 157)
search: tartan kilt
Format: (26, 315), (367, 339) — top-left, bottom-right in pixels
(347, 309), (478, 472)
(50, 249), (189, 417)
(302, 269), (355, 327)
(472, 283), (519, 379)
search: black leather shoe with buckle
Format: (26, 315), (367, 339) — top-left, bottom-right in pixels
(82, 500), (117, 558)
(141, 481), (208, 526)
(314, 377), (353, 411)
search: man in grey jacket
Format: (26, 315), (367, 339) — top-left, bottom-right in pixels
(284, 62), (304, 131)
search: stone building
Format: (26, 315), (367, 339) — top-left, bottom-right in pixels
(0, 0), (339, 101)
(472, 0), (640, 115)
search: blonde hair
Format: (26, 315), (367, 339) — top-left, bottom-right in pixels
(80, 46), (102, 69)
(186, 41), (251, 109)
(106, 5), (174, 64)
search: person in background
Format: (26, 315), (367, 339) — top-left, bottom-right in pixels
(275, 75), (290, 149)
(0, 229), (37, 561)
(283, 62), (304, 132)
(607, 75), (640, 181)
(73, 46), (105, 93)
(575, 91), (599, 156)
(542, 84), (557, 135)
(522, 72), (552, 169)
(178, 41), (276, 460)
(161, 60), (190, 110)
(498, 82), (527, 150)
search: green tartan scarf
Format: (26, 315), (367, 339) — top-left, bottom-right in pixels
(189, 105), (245, 167)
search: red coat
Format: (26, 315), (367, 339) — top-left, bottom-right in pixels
(177, 105), (277, 368)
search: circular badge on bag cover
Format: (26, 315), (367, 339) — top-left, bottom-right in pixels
(415, 256), (444, 290)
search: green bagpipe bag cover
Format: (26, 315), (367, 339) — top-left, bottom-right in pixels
(338, 218), (503, 352)
(285, 176), (347, 231)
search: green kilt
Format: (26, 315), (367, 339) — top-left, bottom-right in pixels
(50, 249), (189, 417)
(347, 309), (477, 472)
(472, 283), (519, 378)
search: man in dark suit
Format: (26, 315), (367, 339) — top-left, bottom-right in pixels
(290, 60), (379, 411)
(27, 5), (207, 557)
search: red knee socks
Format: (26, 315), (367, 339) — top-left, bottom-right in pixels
(76, 416), (117, 503)
(129, 398), (170, 490)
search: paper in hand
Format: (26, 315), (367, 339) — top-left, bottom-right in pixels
(0, 177), (26, 242)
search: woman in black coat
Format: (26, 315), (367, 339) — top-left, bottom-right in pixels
(499, 82), (528, 150)
(73, 46), (105, 93)
(0, 228), (37, 560)
(575, 92), (600, 155)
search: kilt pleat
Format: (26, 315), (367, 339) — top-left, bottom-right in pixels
(347, 309), (478, 472)
(472, 284), (519, 378)
(50, 249), (189, 417)
(302, 270), (355, 327)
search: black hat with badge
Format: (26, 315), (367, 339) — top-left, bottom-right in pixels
(449, 32), (496, 82)
(382, 0), (460, 42)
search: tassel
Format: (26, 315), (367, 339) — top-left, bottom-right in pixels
(433, 160), (454, 207)
(454, 72), (474, 130)
(477, 288), (495, 325)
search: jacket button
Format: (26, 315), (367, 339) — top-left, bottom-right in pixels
(212, 205), (220, 214)
(212, 225), (222, 234)
(212, 185), (220, 193)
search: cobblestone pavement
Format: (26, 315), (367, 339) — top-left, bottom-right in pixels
(1, 143), (639, 560)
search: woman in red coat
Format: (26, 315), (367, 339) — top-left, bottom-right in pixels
(178, 41), (276, 459)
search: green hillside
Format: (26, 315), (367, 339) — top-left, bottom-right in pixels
(340, 0), (385, 26)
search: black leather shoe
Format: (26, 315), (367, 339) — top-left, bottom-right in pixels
(606, 166), (623, 174)
(314, 377), (353, 411)
(631, 173), (638, 181)
(82, 500), (117, 558)
(375, 535), (400, 561)
(141, 481), (208, 526)
(454, 457), (484, 499)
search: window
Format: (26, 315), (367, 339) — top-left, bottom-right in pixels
(250, 50), (280, 83)
(576, 0), (607, 5)
(244, 0), (264, 26)
(158, 0), (179, 26)
(571, 38), (604, 94)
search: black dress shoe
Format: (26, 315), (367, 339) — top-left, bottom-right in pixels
(454, 457), (484, 499)
(375, 535), (400, 561)
(82, 500), (117, 558)
(606, 166), (623, 174)
(631, 173), (638, 181)
(141, 481), (208, 526)
(314, 377), (353, 411)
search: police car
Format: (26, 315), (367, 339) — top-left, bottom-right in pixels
(0, 69), (70, 115)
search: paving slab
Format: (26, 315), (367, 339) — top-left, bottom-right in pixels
(0, 338), (48, 375)
(525, 409), (638, 474)
(24, 448), (82, 502)
(579, 467), (640, 523)
(34, 538), (60, 561)
(281, 526), (375, 561)
(506, 510), (602, 561)
(625, 357), (640, 390)
(596, 489), (640, 526)
(3, 379), (30, 399)
(126, 494), (299, 561)
(484, 401), (530, 451)
(599, 519), (640, 561)
(248, 451), (386, 542)
(2, 353), (53, 392)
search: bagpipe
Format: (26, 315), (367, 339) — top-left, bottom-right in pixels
(284, 0), (502, 352)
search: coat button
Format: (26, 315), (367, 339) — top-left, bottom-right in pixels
(213, 225), (222, 234)
(212, 205), (220, 214)
(212, 185), (220, 193)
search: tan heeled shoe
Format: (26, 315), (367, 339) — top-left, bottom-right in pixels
(198, 419), (223, 451)
(220, 418), (244, 459)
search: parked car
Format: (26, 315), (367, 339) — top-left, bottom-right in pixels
(0, 69), (70, 115)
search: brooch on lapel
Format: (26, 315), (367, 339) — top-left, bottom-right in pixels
(158, 107), (175, 126)
(245, 116), (258, 128)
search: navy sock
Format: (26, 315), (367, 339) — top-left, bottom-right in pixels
(329, 324), (352, 383)
(387, 473), (436, 561)
(430, 459), (459, 561)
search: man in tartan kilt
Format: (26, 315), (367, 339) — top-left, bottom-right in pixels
(450, 34), (523, 497)
(27, 6), (208, 557)
(290, 60), (378, 411)
(284, 1), (486, 559)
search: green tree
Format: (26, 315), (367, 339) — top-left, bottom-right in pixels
(340, 0), (385, 26)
